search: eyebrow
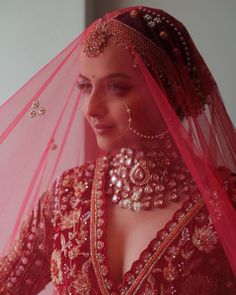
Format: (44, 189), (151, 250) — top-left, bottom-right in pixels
(78, 73), (133, 81)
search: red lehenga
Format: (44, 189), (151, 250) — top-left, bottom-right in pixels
(0, 156), (235, 295)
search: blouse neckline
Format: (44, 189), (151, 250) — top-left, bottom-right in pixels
(90, 157), (204, 294)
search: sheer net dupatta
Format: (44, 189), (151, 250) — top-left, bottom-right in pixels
(138, 58), (236, 273)
(0, 33), (99, 256)
(81, 6), (236, 274)
(0, 5), (235, 282)
(126, 18), (236, 273)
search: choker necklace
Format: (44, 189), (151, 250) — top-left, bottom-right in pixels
(107, 135), (193, 212)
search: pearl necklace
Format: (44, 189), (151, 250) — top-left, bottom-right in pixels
(107, 136), (193, 212)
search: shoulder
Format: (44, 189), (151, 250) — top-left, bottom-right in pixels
(50, 161), (96, 215)
(55, 161), (96, 194)
(59, 161), (96, 186)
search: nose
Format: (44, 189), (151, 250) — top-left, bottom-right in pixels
(83, 89), (106, 120)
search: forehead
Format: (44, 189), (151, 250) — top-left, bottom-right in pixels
(79, 40), (137, 79)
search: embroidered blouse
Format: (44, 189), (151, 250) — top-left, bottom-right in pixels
(0, 158), (236, 295)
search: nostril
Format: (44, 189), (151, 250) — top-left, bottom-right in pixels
(86, 101), (107, 118)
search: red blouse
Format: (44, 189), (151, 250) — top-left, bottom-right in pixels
(0, 158), (236, 295)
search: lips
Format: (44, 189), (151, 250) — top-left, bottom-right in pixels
(93, 123), (115, 135)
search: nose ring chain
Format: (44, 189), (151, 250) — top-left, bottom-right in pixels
(122, 102), (167, 140)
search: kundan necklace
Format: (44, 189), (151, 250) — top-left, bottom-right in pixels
(107, 135), (193, 212)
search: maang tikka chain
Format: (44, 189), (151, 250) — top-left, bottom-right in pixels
(123, 101), (167, 140)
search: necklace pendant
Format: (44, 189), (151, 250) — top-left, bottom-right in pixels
(108, 141), (191, 212)
(130, 162), (150, 185)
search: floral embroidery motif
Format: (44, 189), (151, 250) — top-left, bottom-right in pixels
(74, 181), (89, 197)
(192, 224), (218, 253)
(51, 164), (95, 294)
(163, 261), (178, 282)
(0, 187), (55, 294)
(51, 250), (63, 285)
(69, 260), (94, 295)
(62, 174), (77, 187)
(59, 208), (82, 230)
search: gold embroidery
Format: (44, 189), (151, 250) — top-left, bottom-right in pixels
(90, 157), (112, 294)
(62, 174), (76, 187)
(74, 181), (89, 197)
(68, 246), (80, 260)
(192, 224), (218, 253)
(70, 260), (92, 294)
(51, 250), (63, 285)
(59, 208), (82, 230)
(51, 166), (93, 292)
(163, 261), (178, 282)
(125, 201), (204, 295)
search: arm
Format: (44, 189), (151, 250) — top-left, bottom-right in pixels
(0, 182), (56, 295)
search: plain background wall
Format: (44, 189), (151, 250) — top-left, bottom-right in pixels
(0, 0), (85, 103)
(87, 0), (236, 125)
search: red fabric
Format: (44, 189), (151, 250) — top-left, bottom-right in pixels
(0, 164), (235, 294)
(0, 6), (235, 294)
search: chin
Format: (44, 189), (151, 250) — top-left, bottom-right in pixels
(96, 136), (125, 152)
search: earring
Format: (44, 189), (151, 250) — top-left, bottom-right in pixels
(122, 102), (167, 140)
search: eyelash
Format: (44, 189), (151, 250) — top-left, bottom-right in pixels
(77, 83), (92, 94)
(106, 84), (131, 96)
(77, 82), (131, 97)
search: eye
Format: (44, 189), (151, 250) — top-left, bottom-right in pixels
(106, 83), (131, 96)
(77, 81), (92, 94)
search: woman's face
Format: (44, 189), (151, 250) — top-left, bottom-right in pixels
(79, 40), (164, 152)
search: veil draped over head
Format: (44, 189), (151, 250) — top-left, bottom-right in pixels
(0, 5), (236, 276)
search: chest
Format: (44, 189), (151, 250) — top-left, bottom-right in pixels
(106, 198), (188, 284)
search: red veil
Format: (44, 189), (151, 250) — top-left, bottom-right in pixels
(0, 5), (235, 279)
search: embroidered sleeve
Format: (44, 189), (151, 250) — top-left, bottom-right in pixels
(0, 182), (56, 295)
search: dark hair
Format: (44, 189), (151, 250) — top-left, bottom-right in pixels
(115, 7), (215, 118)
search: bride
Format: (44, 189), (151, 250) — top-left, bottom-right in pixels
(0, 6), (235, 295)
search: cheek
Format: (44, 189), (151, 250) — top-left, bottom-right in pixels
(108, 102), (130, 128)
